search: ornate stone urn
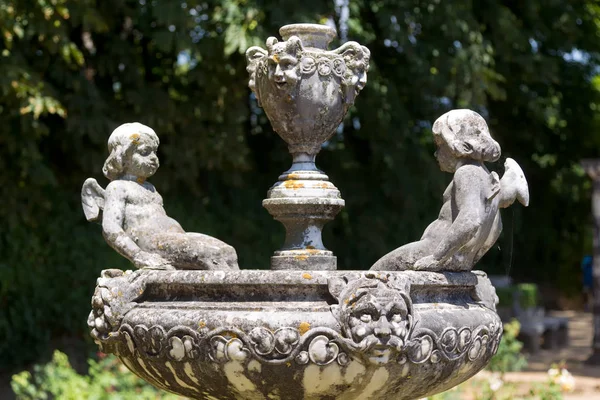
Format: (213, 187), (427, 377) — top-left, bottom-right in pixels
(246, 24), (370, 271)
(85, 23), (529, 400)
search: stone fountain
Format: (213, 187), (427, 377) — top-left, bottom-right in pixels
(84, 24), (529, 400)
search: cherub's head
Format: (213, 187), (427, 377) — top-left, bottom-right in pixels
(102, 123), (160, 181)
(432, 110), (501, 172)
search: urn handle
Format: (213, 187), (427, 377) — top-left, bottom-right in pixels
(245, 46), (267, 96)
(333, 42), (371, 105)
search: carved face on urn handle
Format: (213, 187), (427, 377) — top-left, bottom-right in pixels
(265, 37), (302, 90)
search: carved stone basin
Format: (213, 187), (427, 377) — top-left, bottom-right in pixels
(89, 269), (501, 400)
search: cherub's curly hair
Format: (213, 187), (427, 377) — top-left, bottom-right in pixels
(102, 122), (159, 181)
(433, 110), (501, 163)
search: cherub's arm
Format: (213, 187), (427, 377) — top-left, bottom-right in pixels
(430, 167), (483, 265)
(473, 211), (502, 264)
(102, 183), (141, 261)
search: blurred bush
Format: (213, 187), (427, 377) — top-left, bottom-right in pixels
(11, 350), (182, 400)
(496, 284), (539, 309)
(487, 319), (528, 374)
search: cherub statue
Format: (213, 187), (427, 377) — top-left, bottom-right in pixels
(81, 122), (239, 270)
(371, 109), (529, 272)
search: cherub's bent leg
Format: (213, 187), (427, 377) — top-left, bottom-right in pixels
(142, 232), (239, 270)
(185, 233), (239, 270)
(370, 240), (433, 271)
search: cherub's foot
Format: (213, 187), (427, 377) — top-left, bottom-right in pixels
(205, 258), (239, 271)
(413, 255), (440, 271)
(370, 257), (411, 271)
(142, 264), (175, 271)
(133, 251), (172, 270)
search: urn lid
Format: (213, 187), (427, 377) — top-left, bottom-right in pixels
(279, 23), (337, 49)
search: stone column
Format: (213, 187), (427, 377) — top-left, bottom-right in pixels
(582, 159), (600, 364)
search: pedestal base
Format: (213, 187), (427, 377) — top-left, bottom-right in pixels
(271, 252), (337, 270)
(264, 158), (344, 270)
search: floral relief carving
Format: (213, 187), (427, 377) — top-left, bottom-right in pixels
(210, 336), (250, 363)
(300, 56), (316, 75)
(317, 58), (332, 76)
(110, 324), (351, 366)
(87, 269), (140, 349)
(406, 323), (502, 365)
(167, 335), (200, 361)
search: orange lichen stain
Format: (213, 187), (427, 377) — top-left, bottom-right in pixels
(284, 180), (305, 190)
(316, 183), (330, 189)
(198, 320), (207, 329)
(306, 248), (320, 255)
(130, 133), (141, 143)
(136, 177), (146, 184)
(302, 272), (313, 280)
(286, 362), (291, 367)
(306, 245), (316, 250)
(273, 54), (280, 63)
(287, 173), (301, 180)
(294, 254), (308, 261)
(298, 321), (311, 335)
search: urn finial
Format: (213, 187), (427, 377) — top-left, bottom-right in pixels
(246, 24), (370, 270)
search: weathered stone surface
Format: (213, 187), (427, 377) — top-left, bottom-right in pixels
(85, 25), (516, 400)
(82, 122), (239, 270)
(371, 110), (529, 272)
(246, 24), (369, 270)
(89, 268), (501, 400)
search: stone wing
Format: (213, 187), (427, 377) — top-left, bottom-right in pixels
(81, 178), (105, 222)
(499, 158), (529, 208)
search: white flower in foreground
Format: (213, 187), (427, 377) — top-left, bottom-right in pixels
(557, 368), (575, 392)
(547, 367), (559, 377)
(488, 372), (503, 392)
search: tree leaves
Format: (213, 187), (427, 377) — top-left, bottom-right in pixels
(1, 0), (600, 370)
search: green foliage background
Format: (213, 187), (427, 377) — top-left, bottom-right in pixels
(2, 0), (600, 370)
